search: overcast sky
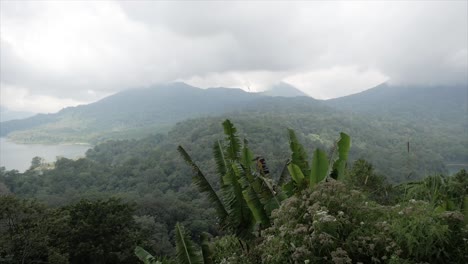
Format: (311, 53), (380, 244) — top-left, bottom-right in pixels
(1, 1), (467, 113)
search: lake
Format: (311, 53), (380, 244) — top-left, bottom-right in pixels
(0, 137), (91, 172)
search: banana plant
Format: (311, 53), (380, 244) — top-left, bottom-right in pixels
(283, 130), (351, 195)
(175, 223), (203, 264)
(178, 120), (284, 237)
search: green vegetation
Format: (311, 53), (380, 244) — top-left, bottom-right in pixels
(0, 196), (142, 263)
(1, 83), (466, 182)
(1, 120), (466, 263)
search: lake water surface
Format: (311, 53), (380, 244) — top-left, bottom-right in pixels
(0, 138), (91, 172)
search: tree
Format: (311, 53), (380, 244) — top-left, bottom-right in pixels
(0, 195), (55, 264)
(63, 198), (141, 264)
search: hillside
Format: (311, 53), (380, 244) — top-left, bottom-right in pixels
(326, 83), (468, 171)
(0, 82), (264, 143)
(327, 83), (467, 123)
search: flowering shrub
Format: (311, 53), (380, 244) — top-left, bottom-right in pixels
(253, 181), (467, 264)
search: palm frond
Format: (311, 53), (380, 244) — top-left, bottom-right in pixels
(242, 185), (270, 225)
(223, 119), (241, 161)
(222, 163), (252, 234)
(178, 146), (228, 222)
(213, 140), (227, 186)
(257, 175), (283, 213)
(288, 129), (309, 177)
(240, 139), (254, 173)
(175, 223), (203, 264)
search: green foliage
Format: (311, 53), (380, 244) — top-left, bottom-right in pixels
(332, 132), (351, 180)
(402, 170), (468, 211)
(63, 198), (142, 264)
(0, 196), (146, 264)
(2, 118), (467, 263)
(135, 246), (161, 264)
(177, 146), (228, 224)
(347, 159), (393, 204)
(310, 149), (329, 188)
(287, 163), (305, 186)
(288, 129), (309, 177)
(223, 120), (241, 161)
(175, 223), (203, 264)
(284, 130), (351, 192)
(0, 195), (53, 263)
(252, 181), (467, 264)
(200, 233), (214, 264)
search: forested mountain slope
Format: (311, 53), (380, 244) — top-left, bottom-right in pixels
(327, 83), (467, 125)
(326, 83), (468, 172)
(0, 82), (264, 143)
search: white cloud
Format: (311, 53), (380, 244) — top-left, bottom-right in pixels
(285, 66), (388, 99)
(181, 71), (289, 92)
(0, 0), (466, 113)
(0, 84), (85, 113)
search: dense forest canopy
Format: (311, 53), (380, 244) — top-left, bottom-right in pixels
(1, 120), (467, 264)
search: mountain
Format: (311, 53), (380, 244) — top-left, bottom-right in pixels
(260, 82), (309, 97)
(326, 83), (467, 123)
(0, 82), (268, 143)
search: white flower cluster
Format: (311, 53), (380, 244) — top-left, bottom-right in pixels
(313, 209), (337, 223)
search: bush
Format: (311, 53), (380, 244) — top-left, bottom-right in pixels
(254, 181), (467, 264)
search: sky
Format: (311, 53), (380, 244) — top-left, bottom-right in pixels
(1, 0), (467, 113)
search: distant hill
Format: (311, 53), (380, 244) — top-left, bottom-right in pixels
(326, 82), (468, 173)
(0, 82), (266, 143)
(260, 82), (309, 97)
(326, 83), (467, 123)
